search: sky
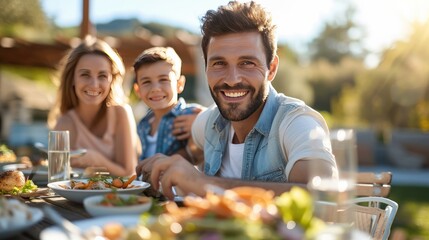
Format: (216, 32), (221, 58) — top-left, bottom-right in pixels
(41, 0), (429, 66)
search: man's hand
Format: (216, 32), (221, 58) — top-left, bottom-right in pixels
(136, 153), (206, 199)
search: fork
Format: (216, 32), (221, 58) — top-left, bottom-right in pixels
(43, 206), (84, 240)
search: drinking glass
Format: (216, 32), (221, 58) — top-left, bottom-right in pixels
(48, 131), (71, 184)
(309, 129), (357, 239)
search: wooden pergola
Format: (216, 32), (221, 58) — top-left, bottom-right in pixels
(0, 0), (197, 74)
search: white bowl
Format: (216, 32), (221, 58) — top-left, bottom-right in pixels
(40, 215), (140, 240)
(83, 194), (152, 217)
(48, 179), (151, 203)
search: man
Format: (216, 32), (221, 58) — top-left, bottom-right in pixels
(137, 1), (337, 200)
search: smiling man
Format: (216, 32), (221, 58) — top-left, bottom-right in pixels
(136, 1), (337, 199)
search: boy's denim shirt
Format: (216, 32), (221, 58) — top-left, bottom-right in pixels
(137, 97), (200, 161)
(203, 86), (305, 182)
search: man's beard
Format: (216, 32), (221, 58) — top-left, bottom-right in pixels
(210, 83), (268, 121)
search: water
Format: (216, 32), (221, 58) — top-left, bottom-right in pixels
(310, 177), (356, 239)
(48, 150), (70, 183)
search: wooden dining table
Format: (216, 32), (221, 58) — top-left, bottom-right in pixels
(2, 167), (375, 240)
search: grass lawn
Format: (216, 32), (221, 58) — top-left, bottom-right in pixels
(389, 185), (429, 239)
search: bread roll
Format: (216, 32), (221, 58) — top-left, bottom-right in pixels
(0, 170), (25, 192)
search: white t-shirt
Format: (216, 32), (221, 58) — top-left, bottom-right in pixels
(220, 126), (244, 178)
(145, 132), (158, 157)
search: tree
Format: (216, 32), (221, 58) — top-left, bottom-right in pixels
(272, 44), (315, 103)
(358, 20), (429, 130)
(309, 1), (366, 64)
(0, 0), (51, 39)
(306, 57), (365, 113)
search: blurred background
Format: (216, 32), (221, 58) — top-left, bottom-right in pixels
(1, 0), (429, 238)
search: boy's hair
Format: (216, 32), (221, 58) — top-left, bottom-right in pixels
(133, 47), (182, 78)
(200, 1), (277, 68)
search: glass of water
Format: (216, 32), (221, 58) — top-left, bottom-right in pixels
(309, 129), (357, 238)
(48, 131), (71, 184)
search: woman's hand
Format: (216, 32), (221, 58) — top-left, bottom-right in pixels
(70, 149), (99, 168)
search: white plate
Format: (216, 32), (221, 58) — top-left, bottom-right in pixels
(83, 194), (152, 217)
(0, 207), (44, 238)
(48, 179), (150, 203)
(40, 215), (140, 240)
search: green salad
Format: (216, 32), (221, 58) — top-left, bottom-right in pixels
(0, 179), (38, 195)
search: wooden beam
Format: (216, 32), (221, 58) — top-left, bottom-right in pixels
(80, 0), (94, 38)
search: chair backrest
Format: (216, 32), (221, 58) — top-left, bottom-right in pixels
(314, 196), (398, 240)
(351, 196), (399, 240)
(356, 172), (392, 197)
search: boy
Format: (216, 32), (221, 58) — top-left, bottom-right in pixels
(133, 47), (204, 161)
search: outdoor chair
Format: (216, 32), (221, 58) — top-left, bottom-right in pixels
(351, 196), (398, 240)
(356, 172), (392, 197)
(314, 196), (398, 240)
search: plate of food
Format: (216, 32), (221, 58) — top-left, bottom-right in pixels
(40, 214), (140, 240)
(2, 164), (84, 185)
(83, 193), (152, 217)
(0, 170), (39, 195)
(0, 197), (44, 238)
(47, 176), (150, 203)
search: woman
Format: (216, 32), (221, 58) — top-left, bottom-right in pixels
(48, 37), (138, 177)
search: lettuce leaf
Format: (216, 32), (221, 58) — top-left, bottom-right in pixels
(0, 179), (38, 195)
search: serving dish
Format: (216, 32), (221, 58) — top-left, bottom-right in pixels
(83, 193), (152, 217)
(47, 179), (150, 203)
(0, 207), (44, 238)
(40, 215), (140, 240)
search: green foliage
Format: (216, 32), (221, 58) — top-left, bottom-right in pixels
(277, 44), (300, 65)
(1, 65), (54, 86)
(96, 18), (142, 36)
(389, 185), (429, 239)
(273, 56), (314, 104)
(357, 20), (429, 130)
(0, 0), (52, 40)
(275, 187), (325, 239)
(0, 0), (47, 27)
(305, 58), (365, 116)
(303, 16), (429, 131)
(271, 43), (317, 105)
(96, 18), (193, 39)
(309, 1), (366, 64)
(0, 144), (14, 154)
(2, 0), (429, 132)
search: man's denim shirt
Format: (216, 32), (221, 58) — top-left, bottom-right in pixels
(203, 86), (304, 182)
(137, 98), (199, 161)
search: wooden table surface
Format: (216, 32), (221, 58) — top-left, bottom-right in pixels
(6, 190), (92, 240)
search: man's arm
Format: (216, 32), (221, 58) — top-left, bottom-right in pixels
(280, 114), (337, 182)
(172, 137), (204, 166)
(206, 159), (336, 196)
(185, 137), (204, 165)
(203, 176), (307, 196)
(140, 154), (320, 200)
(288, 159), (338, 183)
